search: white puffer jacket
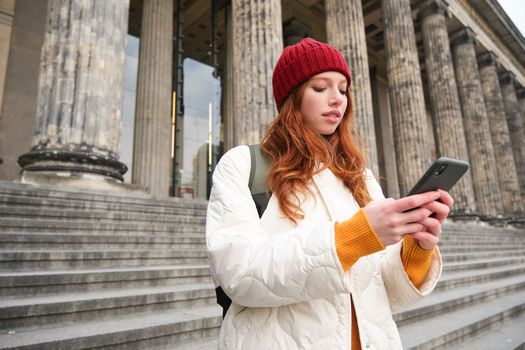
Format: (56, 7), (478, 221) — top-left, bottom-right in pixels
(206, 145), (442, 349)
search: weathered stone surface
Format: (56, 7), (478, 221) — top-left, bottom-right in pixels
(132, 0), (173, 197)
(478, 53), (523, 217)
(232, 0), (283, 145)
(381, 0), (430, 195)
(17, 0), (129, 181)
(419, 0), (479, 217)
(449, 28), (499, 217)
(500, 71), (525, 202)
(326, 0), (379, 177)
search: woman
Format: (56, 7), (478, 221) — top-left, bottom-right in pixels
(206, 38), (452, 349)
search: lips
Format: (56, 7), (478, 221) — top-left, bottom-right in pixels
(322, 110), (341, 118)
(322, 110), (342, 123)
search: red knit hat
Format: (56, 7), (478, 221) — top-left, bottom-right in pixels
(272, 38), (352, 110)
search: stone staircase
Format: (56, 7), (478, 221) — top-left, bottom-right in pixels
(397, 222), (525, 350)
(0, 180), (524, 349)
(0, 180), (222, 350)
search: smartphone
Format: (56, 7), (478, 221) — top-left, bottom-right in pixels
(407, 157), (469, 196)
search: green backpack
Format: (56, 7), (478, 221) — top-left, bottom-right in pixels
(215, 144), (272, 318)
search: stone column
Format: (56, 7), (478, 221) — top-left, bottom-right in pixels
(18, 0), (129, 182)
(326, 0), (379, 177)
(500, 71), (525, 198)
(232, 0), (283, 145)
(478, 53), (523, 217)
(418, 1), (479, 216)
(132, 0), (173, 197)
(381, 0), (430, 195)
(448, 29), (500, 218)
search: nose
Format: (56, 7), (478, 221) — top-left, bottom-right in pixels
(329, 90), (345, 106)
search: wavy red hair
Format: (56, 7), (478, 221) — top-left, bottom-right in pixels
(261, 84), (372, 223)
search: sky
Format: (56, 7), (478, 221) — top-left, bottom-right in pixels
(497, 0), (525, 37)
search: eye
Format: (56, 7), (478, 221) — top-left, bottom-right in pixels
(313, 87), (326, 92)
(339, 89), (347, 95)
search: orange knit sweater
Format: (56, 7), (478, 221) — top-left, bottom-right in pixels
(334, 209), (435, 350)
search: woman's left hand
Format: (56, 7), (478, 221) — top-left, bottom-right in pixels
(409, 189), (454, 250)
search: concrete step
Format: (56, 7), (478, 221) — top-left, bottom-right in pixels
(441, 225), (523, 236)
(0, 196), (206, 217)
(0, 283), (216, 329)
(0, 233), (206, 250)
(394, 274), (525, 326)
(0, 218), (204, 235)
(0, 304), (222, 350)
(436, 263), (525, 291)
(441, 249), (525, 263)
(398, 288), (525, 349)
(453, 311), (525, 350)
(438, 244), (525, 253)
(0, 265), (212, 296)
(440, 237), (525, 246)
(0, 180), (208, 212)
(0, 206), (206, 225)
(169, 337), (218, 350)
(0, 250), (209, 271)
(440, 231), (525, 241)
(443, 256), (525, 272)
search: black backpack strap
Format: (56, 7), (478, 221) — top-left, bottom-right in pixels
(215, 286), (232, 319)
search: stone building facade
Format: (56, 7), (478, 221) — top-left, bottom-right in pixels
(1, 0), (524, 221)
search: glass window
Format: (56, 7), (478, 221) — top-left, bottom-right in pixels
(177, 58), (221, 199)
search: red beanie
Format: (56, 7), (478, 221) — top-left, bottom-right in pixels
(272, 38), (352, 111)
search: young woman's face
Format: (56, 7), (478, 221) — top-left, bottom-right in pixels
(300, 71), (348, 136)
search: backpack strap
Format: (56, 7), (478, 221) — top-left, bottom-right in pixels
(248, 144), (271, 218)
(215, 144), (272, 319)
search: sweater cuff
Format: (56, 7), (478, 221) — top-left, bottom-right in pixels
(334, 209), (385, 271)
(401, 236), (435, 288)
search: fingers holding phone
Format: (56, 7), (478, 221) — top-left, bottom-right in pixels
(421, 191), (452, 224)
(363, 192), (441, 247)
(401, 157), (466, 249)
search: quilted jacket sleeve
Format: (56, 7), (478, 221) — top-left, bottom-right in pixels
(364, 170), (443, 311)
(206, 146), (349, 308)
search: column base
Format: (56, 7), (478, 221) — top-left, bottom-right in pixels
(448, 212), (480, 223)
(479, 215), (508, 227)
(19, 171), (146, 195)
(507, 217), (525, 228)
(18, 148), (128, 181)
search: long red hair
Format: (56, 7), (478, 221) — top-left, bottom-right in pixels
(260, 84), (372, 223)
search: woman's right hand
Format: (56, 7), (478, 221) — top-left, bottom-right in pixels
(362, 191), (441, 247)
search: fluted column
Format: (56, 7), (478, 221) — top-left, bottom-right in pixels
(478, 53), (523, 217)
(449, 29), (499, 217)
(18, 0), (129, 181)
(132, 0), (173, 197)
(232, 0), (283, 145)
(418, 1), (479, 216)
(500, 71), (525, 198)
(381, 0), (430, 195)
(326, 0), (379, 176)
